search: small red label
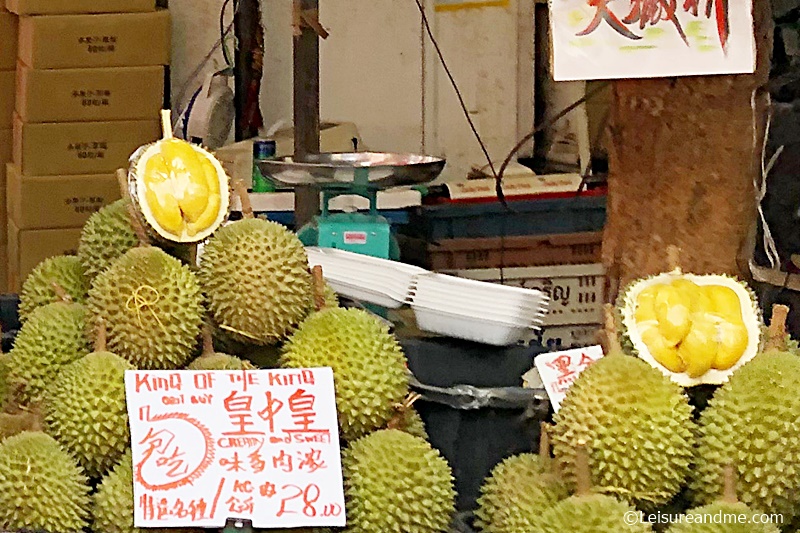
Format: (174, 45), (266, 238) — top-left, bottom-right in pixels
(343, 232), (368, 245)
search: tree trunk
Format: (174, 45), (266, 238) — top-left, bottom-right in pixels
(602, 0), (774, 296)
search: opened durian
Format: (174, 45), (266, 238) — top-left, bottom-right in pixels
(44, 321), (133, 478)
(280, 307), (409, 441)
(18, 256), (88, 322)
(690, 305), (800, 521)
(617, 249), (761, 385)
(0, 431), (91, 533)
(7, 301), (91, 403)
(88, 246), (204, 370)
(551, 305), (696, 508)
(127, 110), (229, 243)
(475, 426), (569, 533)
(532, 442), (652, 533)
(669, 466), (780, 533)
(343, 429), (456, 532)
(78, 199), (139, 281)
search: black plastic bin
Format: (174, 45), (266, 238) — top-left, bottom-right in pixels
(401, 337), (550, 513)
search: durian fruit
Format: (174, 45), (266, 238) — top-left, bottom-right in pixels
(0, 352), (8, 407)
(475, 425), (569, 533)
(280, 307), (409, 441)
(93, 451), (204, 533)
(532, 442), (653, 533)
(44, 321), (133, 478)
(0, 431), (91, 533)
(0, 391), (43, 443)
(398, 407), (428, 440)
(18, 255), (89, 322)
(78, 199), (138, 281)
(186, 324), (257, 371)
(551, 305), (696, 508)
(617, 247), (762, 386)
(690, 304), (800, 521)
(199, 216), (313, 345)
(669, 465), (780, 533)
(342, 429), (456, 532)
(127, 110), (229, 243)
(88, 246), (204, 369)
(7, 301), (91, 403)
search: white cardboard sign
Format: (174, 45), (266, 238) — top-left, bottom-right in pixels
(550, 0), (756, 81)
(534, 346), (604, 411)
(124, 368), (346, 529)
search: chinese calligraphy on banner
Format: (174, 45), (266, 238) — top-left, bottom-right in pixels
(534, 345), (604, 411)
(549, 0), (756, 81)
(124, 368), (346, 529)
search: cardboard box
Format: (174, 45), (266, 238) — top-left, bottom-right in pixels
(0, 244), (8, 293)
(0, 163), (6, 245)
(18, 11), (170, 69)
(6, 0), (155, 15)
(0, 12), (17, 70)
(0, 69), (13, 129)
(13, 116), (159, 175)
(8, 219), (81, 292)
(7, 164), (121, 230)
(0, 128), (10, 162)
(16, 64), (164, 123)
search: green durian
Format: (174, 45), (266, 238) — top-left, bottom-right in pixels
(690, 305), (800, 521)
(88, 246), (204, 370)
(18, 255), (89, 322)
(398, 407), (428, 440)
(551, 305), (696, 508)
(44, 325), (133, 478)
(78, 199), (139, 282)
(7, 301), (91, 403)
(186, 326), (257, 371)
(93, 451), (204, 533)
(280, 308), (409, 441)
(0, 353), (8, 408)
(343, 429), (456, 533)
(0, 431), (91, 533)
(199, 218), (312, 345)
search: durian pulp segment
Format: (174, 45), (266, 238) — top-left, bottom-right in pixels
(135, 139), (228, 242)
(621, 272), (761, 386)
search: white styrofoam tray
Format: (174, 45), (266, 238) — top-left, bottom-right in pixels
(411, 303), (539, 346)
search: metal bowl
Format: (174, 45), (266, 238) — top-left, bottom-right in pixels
(258, 152), (446, 188)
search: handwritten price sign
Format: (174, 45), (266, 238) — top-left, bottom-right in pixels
(534, 346), (604, 412)
(124, 368), (346, 529)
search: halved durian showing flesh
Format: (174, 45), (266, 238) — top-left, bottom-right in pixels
(127, 110), (229, 243)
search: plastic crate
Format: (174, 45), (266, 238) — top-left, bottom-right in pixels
(408, 193), (607, 241)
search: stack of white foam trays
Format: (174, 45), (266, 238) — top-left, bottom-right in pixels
(305, 247), (549, 346)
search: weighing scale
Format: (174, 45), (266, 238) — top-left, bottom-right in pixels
(258, 152), (446, 259)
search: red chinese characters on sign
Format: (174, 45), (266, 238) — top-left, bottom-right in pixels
(546, 351), (600, 394)
(578, 0), (729, 49)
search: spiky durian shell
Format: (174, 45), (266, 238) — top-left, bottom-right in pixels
(531, 493), (652, 533)
(665, 501), (781, 533)
(280, 308), (409, 442)
(475, 453), (569, 533)
(93, 451), (204, 533)
(690, 350), (800, 520)
(343, 429), (455, 533)
(44, 351), (132, 479)
(7, 302), (91, 403)
(18, 255), (89, 322)
(186, 352), (257, 370)
(551, 352), (696, 508)
(399, 407), (428, 441)
(88, 247), (204, 370)
(0, 431), (91, 533)
(0, 353), (8, 408)
(199, 218), (312, 345)
(78, 199), (139, 282)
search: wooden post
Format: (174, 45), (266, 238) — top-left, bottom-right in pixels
(602, 0), (774, 293)
(234, 0), (264, 141)
(293, 0), (323, 228)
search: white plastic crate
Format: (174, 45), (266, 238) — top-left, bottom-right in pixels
(442, 263), (605, 327)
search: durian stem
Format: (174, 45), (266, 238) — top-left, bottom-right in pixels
(116, 169), (151, 247)
(722, 464), (739, 504)
(233, 179), (254, 219)
(667, 245), (682, 272)
(161, 109), (174, 139)
(574, 441), (593, 497)
(95, 318), (107, 352)
(766, 304), (790, 351)
(602, 303), (621, 354)
(539, 422), (554, 473)
(386, 392), (423, 430)
(201, 322), (215, 357)
(312, 266), (326, 311)
(51, 282), (73, 303)
(25, 404), (44, 432)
